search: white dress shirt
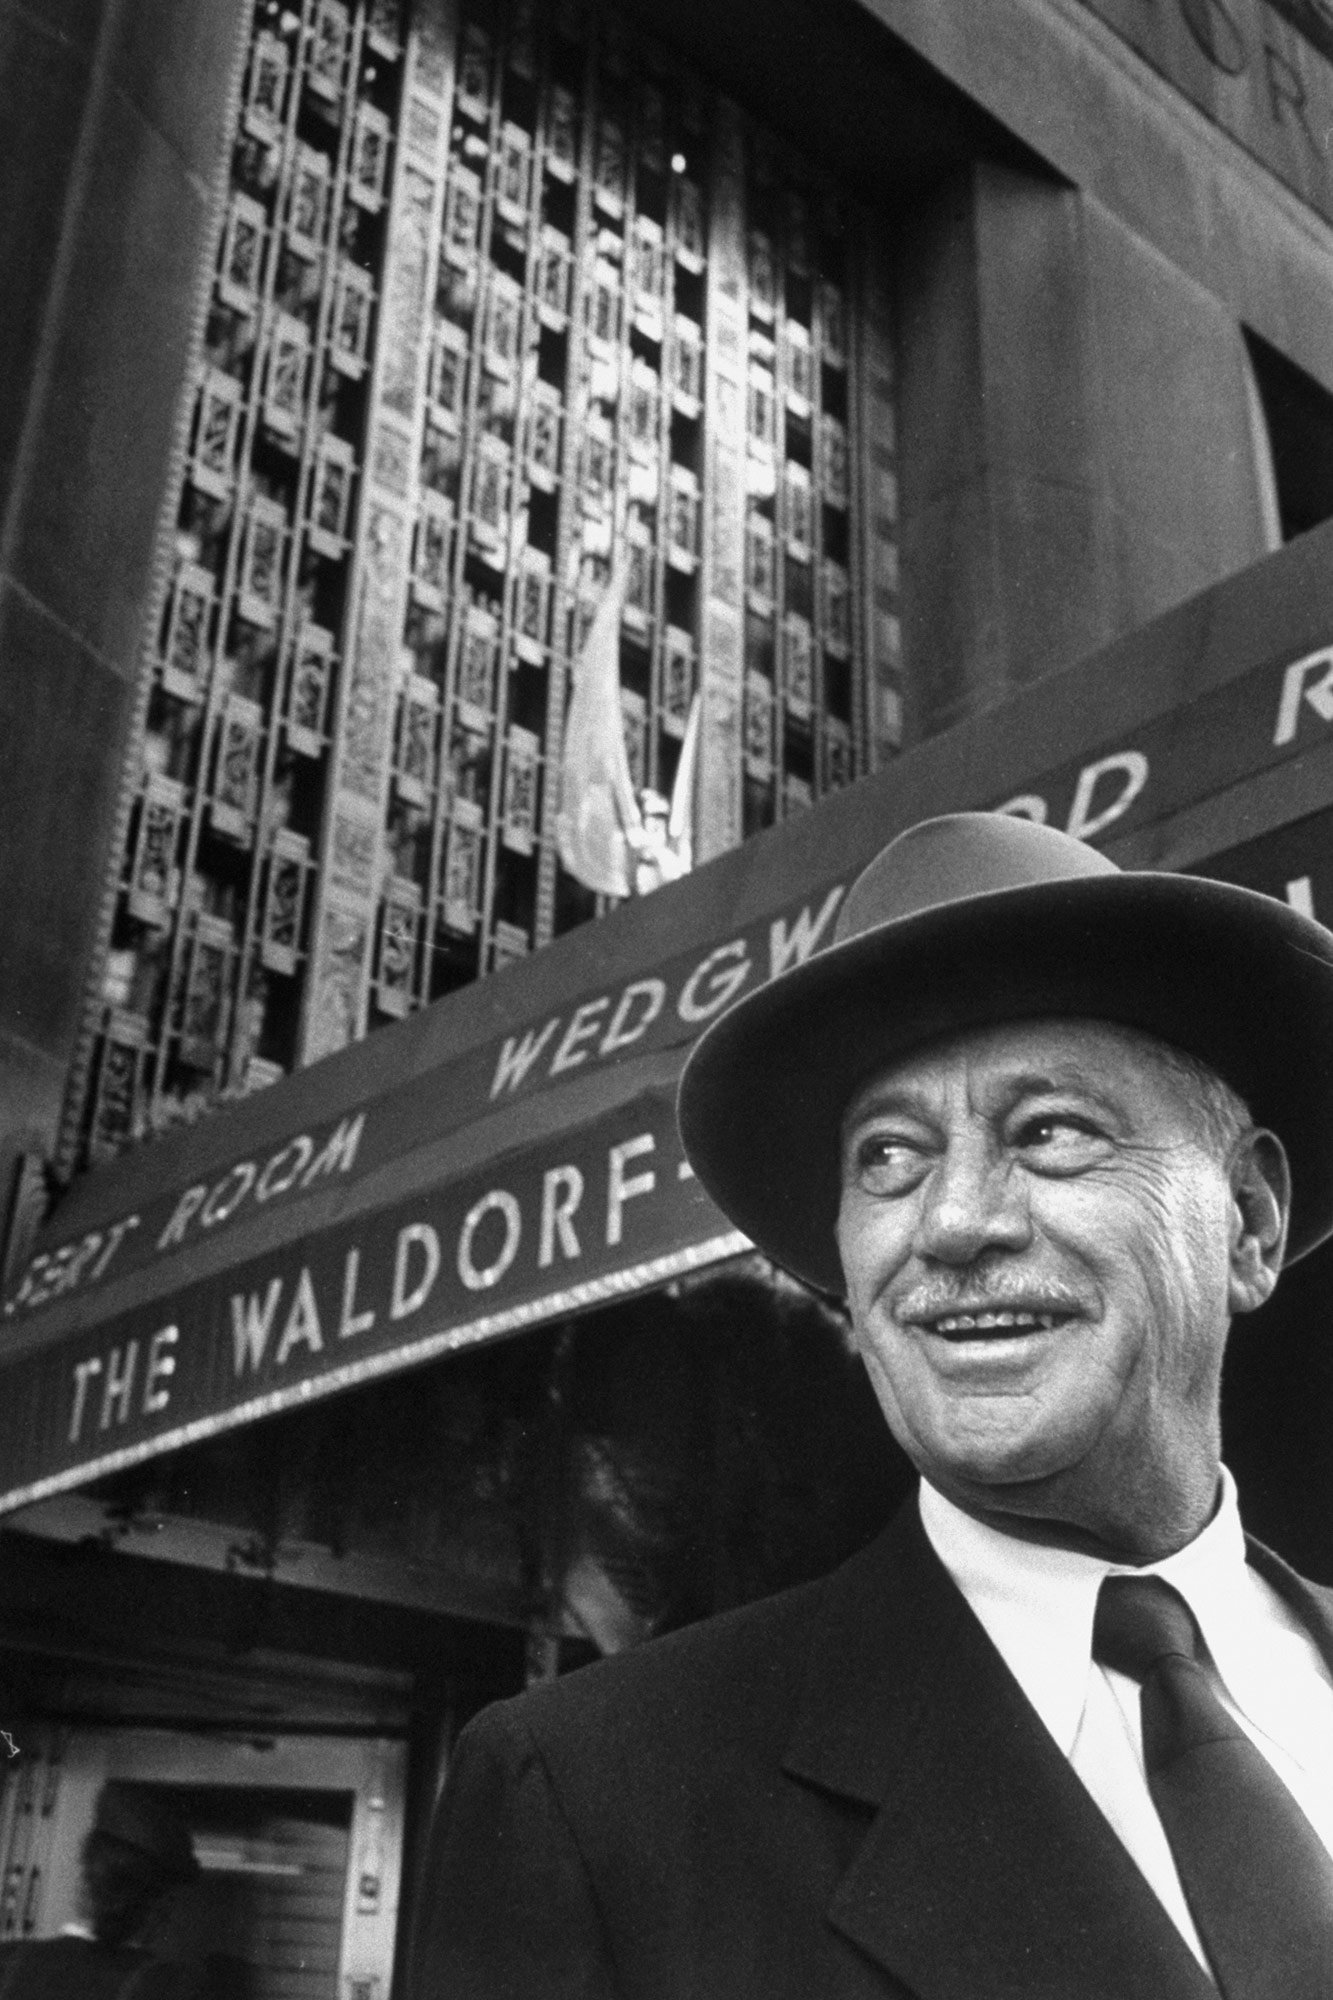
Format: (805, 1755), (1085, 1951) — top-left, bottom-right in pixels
(919, 1470), (1333, 1972)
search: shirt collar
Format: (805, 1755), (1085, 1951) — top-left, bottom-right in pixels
(917, 1470), (1251, 1754)
(1158, 1477), (1332, 1729)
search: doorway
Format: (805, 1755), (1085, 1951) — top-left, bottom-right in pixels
(0, 1724), (404, 1999)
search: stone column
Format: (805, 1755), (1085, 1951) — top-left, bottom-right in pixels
(0, 0), (249, 1243)
(895, 155), (1274, 741)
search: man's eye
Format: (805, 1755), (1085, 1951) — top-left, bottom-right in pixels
(1012, 1115), (1104, 1161)
(847, 1136), (924, 1195)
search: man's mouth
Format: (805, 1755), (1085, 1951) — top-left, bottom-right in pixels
(914, 1308), (1073, 1339)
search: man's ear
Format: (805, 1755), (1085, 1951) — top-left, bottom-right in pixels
(1228, 1128), (1290, 1315)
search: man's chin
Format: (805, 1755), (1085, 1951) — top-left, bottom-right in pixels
(922, 1445), (1149, 1554)
(922, 1440), (1090, 1512)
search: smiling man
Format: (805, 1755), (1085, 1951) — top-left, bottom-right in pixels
(410, 813), (1333, 2000)
(836, 1016), (1285, 1563)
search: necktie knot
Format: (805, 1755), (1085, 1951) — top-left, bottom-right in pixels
(1092, 1574), (1202, 1683)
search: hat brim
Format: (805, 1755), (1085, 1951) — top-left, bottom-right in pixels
(677, 870), (1333, 1294)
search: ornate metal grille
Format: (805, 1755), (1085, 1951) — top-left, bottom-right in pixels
(69, 0), (902, 1164)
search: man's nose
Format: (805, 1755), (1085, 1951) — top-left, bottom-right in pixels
(915, 1135), (1032, 1265)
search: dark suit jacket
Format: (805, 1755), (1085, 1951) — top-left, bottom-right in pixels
(0, 1937), (204, 2000)
(408, 1502), (1333, 1999)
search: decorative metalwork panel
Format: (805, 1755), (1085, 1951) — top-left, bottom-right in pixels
(161, 563), (215, 701)
(211, 694), (264, 842)
(177, 914), (235, 1074)
(502, 726), (541, 854)
(396, 672), (439, 802)
(261, 830), (310, 975)
(377, 876), (421, 1014)
(127, 777), (184, 929)
(288, 622), (334, 754)
(72, 0), (899, 1165)
(87, 1014), (148, 1161)
(442, 797), (483, 932)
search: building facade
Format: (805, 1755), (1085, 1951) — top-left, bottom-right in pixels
(68, 0), (902, 1170)
(11, 0), (1333, 1210)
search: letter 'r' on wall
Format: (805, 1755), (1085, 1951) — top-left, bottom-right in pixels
(539, 1166), (584, 1267)
(1274, 647), (1333, 745)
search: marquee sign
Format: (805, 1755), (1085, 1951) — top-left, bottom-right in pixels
(0, 1075), (745, 1511)
(9, 630), (1333, 1335)
(7, 535), (1333, 1514)
(4, 794), (1329, 1515)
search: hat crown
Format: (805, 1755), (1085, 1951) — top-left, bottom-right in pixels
(680, 807), (1333, 1285)
(834, 811), (1119, 944)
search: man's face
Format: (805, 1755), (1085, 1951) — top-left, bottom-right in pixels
(836, 1019), (1285, 1556)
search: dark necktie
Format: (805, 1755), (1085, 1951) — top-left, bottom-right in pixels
(1092, 1574), (1333, 1998)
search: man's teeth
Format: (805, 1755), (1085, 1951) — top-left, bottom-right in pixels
(930, 1311), (1060, 1334)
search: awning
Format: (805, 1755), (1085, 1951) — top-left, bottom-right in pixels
(7, 519), (1333, 1514)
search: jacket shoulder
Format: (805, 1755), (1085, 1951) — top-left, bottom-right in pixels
(490, 1564), (835, 1762)
(415, 1544), (919, 1999)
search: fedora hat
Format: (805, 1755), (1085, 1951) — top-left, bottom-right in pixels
(677, 811), (1333, 1294)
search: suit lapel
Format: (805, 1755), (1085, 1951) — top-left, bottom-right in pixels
(783, 1505), (1217, 2000)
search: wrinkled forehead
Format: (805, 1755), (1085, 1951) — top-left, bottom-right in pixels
(840, 1016), (1190, 1128)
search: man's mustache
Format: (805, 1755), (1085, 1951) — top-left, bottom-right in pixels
(892, 1273), (1094, 1324)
